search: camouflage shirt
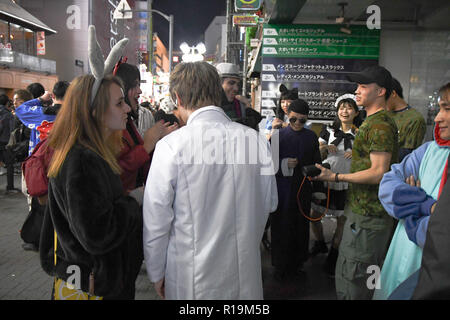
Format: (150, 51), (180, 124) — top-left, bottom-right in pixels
(389, 106), (426, 150)
(348, 109), (399, 217)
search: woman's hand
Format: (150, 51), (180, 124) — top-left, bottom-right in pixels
(327, 144), (337, 154)
(160, 121), (179, 138)
(344, 151), (352, 159)
(287, 158), (298, 169)
(142, 121), (178, 153)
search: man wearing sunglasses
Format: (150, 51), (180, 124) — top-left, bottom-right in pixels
(271, 99), (322, 281)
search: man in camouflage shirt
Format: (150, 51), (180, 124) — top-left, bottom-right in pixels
(387, 78), (426, 162)
(314, 65), (398, 300)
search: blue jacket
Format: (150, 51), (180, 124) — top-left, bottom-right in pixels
(14, 99), (56, 155)
(379, 141), (449, 248)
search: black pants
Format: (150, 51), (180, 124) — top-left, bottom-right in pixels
(0, 145), (15, 190)
(270, 206), (310, 273)
(20, 197), (45, 246)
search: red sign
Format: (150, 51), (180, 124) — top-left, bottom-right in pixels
(37, 31), (45, 55)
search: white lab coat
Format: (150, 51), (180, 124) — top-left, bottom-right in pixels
(143, 106), (278, 300)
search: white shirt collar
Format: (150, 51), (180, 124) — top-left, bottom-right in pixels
(186, 106), (231, 126)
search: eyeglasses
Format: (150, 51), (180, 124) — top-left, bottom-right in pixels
(289, 117), (307, 124)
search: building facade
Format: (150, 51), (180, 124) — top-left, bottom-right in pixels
(0, 0), (58, 97)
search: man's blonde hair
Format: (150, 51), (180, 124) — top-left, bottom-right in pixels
(169, 62), (222, 110)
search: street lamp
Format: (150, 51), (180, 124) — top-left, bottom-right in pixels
(180, 42), (206, 62)
(113, 0), (174, 72)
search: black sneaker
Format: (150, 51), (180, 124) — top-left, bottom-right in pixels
(310, 240), (328, 257)
(5, 188), (21, 195)
(22, 243), (39, 252)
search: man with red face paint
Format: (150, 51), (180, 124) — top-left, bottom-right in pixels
(373, 82), (450, 300)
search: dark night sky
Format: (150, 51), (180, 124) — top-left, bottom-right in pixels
(151, 0), (226, 51)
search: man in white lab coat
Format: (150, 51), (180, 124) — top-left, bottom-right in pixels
(143, 61), (278, 300)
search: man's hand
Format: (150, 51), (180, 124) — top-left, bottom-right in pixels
(272, 118), (283, 129)
(312, 164), (336, 182)
(235, 95), (250, 107)
(406, 175), (421, 188)
(154, 278), (165, 299)
(406, 175), (437, 214)
(431, 202), (437, 214)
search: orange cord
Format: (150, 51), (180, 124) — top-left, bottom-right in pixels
(296, 176), (330, 222)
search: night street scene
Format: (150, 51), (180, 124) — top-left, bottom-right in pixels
(0, 0), (449, 312)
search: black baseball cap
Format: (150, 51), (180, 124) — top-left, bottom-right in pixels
(346, 65), (393, 91)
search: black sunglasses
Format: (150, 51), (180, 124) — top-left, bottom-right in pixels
(289, 117), (307, 124)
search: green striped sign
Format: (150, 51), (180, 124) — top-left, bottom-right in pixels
(263, 24), (380, 59)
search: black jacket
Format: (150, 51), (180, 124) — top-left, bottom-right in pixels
(40, 144), (143, 299)
(219, 90), (262, 131)
(0, 105), (14, 145)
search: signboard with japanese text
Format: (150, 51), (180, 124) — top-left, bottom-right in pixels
(233, 15), (260, 27)
(260, 24), (380, 122)
(235, 0), (262, 11)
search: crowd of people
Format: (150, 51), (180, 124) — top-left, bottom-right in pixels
(0, 24), (449, 300)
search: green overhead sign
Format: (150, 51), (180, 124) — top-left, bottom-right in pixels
(262, 24), (380, 59)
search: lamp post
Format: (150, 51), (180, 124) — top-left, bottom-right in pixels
(114, 0), (174, 72)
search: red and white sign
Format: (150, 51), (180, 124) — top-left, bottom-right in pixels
(37, 31), (46, 55)
(0, 42), (12, 50)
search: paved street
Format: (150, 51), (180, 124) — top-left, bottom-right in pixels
(0, 174), (159, 300)
(1, 174), (337, 300)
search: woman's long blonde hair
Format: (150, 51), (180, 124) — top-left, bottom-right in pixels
(47, 74), (124, 177)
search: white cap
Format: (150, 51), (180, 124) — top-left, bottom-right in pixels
(335, 94), (356, 108)
(216, 62), (241, 79)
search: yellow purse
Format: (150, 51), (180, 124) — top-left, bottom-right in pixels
(53, 231), (103, 300)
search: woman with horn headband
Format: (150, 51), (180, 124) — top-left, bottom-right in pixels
(39, 26), (143, 300)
